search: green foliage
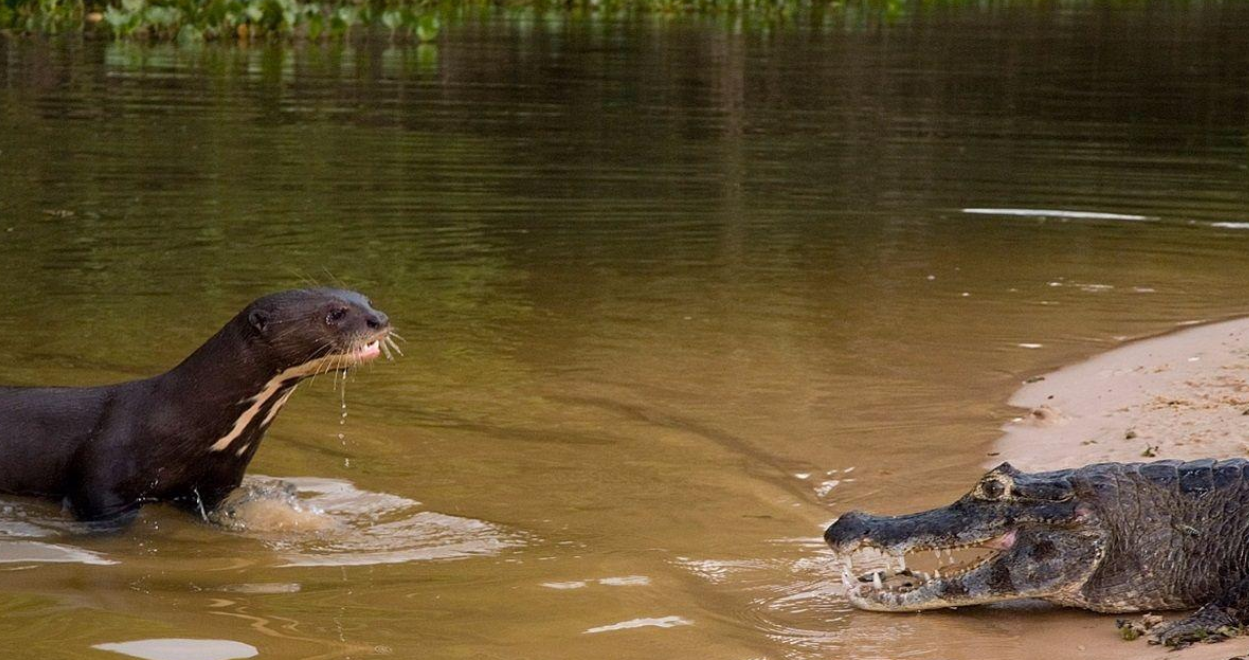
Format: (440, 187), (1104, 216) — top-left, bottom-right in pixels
(1, 0), (446, 41)
(0, 0), (1101, 40)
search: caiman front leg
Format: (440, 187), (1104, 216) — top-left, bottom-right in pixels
(1150, 581), (1249, 648)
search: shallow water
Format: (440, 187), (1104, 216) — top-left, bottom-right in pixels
(3, 5), (1249, 658)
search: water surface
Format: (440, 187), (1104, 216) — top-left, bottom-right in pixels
(3, 6), (1249, 658)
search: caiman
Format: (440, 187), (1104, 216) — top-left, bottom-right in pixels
(823, 459), (1249, 647)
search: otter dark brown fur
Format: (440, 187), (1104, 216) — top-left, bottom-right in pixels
(0, 288), (390, 527)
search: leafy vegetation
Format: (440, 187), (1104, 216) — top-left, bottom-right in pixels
(0, 0), (854, 41)
(1, 0), (442, 41)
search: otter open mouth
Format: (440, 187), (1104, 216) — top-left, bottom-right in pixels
(284, 328), (401, 380)
(354, 339), (382, 362)
(344, 330), (402, 365)
(837, 530), (1017, 608)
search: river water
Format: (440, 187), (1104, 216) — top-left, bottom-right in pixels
(2, 5), (1249, 659)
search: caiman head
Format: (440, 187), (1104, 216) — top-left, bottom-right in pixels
(824, 463), (1108, 611)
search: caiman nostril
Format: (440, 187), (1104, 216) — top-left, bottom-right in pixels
(825, 510), (872, 548)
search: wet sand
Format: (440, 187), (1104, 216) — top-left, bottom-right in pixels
(995, 316), (1249, 659)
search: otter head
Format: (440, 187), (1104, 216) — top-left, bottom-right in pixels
(243, 288), (392, 377)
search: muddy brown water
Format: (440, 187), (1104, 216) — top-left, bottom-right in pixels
(3, 5), (1249, 659)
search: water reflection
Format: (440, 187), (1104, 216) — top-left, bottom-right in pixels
(0, 541), (116, 566)
(3, 4), (1249, 658)
(583, 615), (693, 634)
(101, 41), (440, 85)
(93, 639), (258, 660)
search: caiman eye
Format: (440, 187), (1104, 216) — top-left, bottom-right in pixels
(326, 308), (348, 324)
(977, 478), (1010, 501)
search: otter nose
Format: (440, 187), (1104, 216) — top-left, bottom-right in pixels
(366, 311), (389, 330)
(824, 510), (873, 549)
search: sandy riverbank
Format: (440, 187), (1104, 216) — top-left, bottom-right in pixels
(994, 315), (1249, 659)
(998, 316), (1249, 470)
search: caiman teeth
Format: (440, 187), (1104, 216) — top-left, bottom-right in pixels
(836, 532), (1015, 597)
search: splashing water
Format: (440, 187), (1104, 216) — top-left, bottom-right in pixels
(221, 476), (526, 567)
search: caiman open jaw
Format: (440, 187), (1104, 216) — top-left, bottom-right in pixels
(824, 458), (1249, 646)
(833, 528), (1025, 611)
(824, 462), (1108, 612)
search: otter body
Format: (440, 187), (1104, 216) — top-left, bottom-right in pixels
(0, 288), (390, 526)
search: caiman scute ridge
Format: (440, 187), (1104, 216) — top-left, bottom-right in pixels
(823, 459), (1249, 648)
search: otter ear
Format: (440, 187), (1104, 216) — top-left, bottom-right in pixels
(248, 309), (271, 334)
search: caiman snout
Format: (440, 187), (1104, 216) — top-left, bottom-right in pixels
(824, 510), (874, 549)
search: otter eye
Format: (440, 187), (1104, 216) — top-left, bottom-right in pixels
(978, 478), (1009, 501)
(326, 308), (348, 324)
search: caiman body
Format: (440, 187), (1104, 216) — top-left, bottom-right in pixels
(824, 459), (1249, 647)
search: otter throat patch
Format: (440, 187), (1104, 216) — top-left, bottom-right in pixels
(208, 354), (344, 453)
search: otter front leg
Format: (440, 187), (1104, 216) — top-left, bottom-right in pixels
(1150, 584), (1249, 648)
(65, 439), (144, 529)
(65, 488), (141, 531)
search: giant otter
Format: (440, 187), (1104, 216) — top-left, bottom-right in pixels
(0, 288), (392, 527)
